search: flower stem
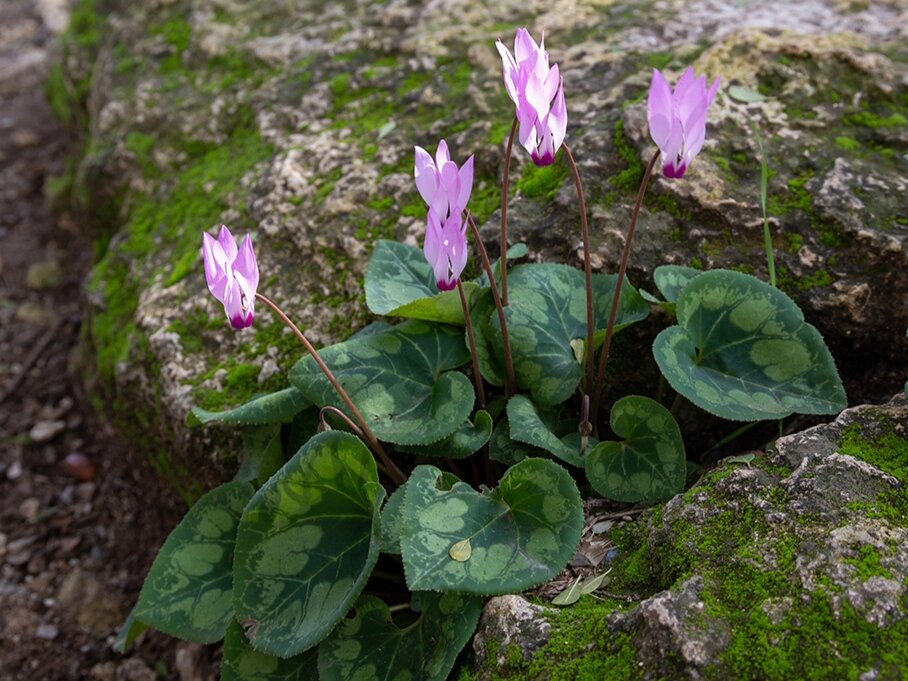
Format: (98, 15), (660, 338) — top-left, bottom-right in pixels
(562, 144), (595, 405)
(466, 212), (517, 397)
(255, 292), (407, 486)
(500, 116), (518, 306)
(590, 149), (660, 428)
(458, 280), (486, 409)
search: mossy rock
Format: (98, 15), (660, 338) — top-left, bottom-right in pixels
(52, 0), (907, 496)
(472, 395), (908, 680)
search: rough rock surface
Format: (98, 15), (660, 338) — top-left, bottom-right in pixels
(53, 0), (907, 482)
(472, 393), (908, 679)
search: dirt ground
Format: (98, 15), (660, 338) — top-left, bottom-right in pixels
(0, 2), (218, 679)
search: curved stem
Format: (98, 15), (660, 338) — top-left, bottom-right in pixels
(500, 116), (518, 306)
(590, 150), (660, 427)
(458, 280), (486, 409)
(562, 144), (595, 402)
(319, 405), (364, 439)
(255, 292), (407, 486)
(466, 212), (517, 397)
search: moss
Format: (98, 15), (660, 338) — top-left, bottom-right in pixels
(844, 544), (894, 581)
(839, 423), (908, 526)
(844, 111), (907, 129)
(834, 136), (861, 151)
(516, 161), (570, 201)
(784, 233), (803, 253)
(611, 119), (645, 193)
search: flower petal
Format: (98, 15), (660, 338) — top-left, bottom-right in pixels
(216, 225), (238, 264)
(235, 234), (259, 294)
(414, 145), (437, 207)
(202, 232), (228, 303)
(647, 69), (674, 149)
(456, 155), (474, 216)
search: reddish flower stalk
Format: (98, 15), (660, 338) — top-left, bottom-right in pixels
(255, 292), (407, 486)
(466, 212), (517, 397)
(590, 150), (660, 428)
(458, 280), (486, 409)
(499, 116), (518, 306)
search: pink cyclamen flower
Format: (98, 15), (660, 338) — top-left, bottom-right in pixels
(202, 225), (259, 329)
(496, 28), (567, 166)
(414, 140), (473, 291)
(424, 209), (468, 292)
(414, 139), (474, 220)
(647, 67), (721, 179)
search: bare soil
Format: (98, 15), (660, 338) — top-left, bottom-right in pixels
(0, 2), (214, 679)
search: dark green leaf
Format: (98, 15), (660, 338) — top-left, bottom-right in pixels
(470, 288), (506, 387)
(134, 481), (254, 643)
(400, 459), (583, 594)
(491, 264), (648, 406)
(506, 395), (590, 467)
(236, 425), (284, 487)
(395, 410), (493, 459)
(585, 396), (686, 504)
(653, 265), (702, 304)
(233, 432), (385, 658)
(188, 388), (311, 427)
(364, 239), (477, 324)
(221, 619), (318, 681)
(488, 418), (533, 466)
(318, 593), (482, 681)
(113, 605), (148, 653)
(289, 320), (474, 446)
(653, 270), (847, 420)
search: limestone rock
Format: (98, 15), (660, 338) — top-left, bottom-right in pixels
(54, 0), (907, 485)
(474, 394), (908, 678)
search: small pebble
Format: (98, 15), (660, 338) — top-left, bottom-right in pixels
(19, 497), (41, 523)
(35, 623), (59, 640)
(29, 420), (66, 443)
(6, 461), (23, 480)
(62, 453), (97, 481)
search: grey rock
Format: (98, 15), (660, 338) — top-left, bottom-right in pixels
(474, 395), (908, 678)
(58, 1), (906, 481)
(472, 595), (553, 677)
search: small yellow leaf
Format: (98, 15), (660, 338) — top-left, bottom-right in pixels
(449, 538), (472, 562)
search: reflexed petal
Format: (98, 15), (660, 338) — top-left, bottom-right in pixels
(235, 234), (259, 294)
(435, 139), (451, 168)
(424, 209), (443, 266)
(514, 28), (538, 67)
(414, 145), (437, 207)
(707, 77), (721, 104)
(647, 69), (674, 148)
(216, 225), (238, 264)
(202, 232), (228, 303)
(446, 219), (469, 283)
(456, 155), (474, 216)
(439, 161), (461, 217)
(495, 40), (520, 104)
(542, 63), (560, 103)
(549, 81), (567, 153)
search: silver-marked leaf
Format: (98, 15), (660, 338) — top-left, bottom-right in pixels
(475, 242), (528, 287)
(134, 481), (254, 643)
(491, 264), (648, 406)
(653, 270), (847, 420)
(189, 387), (311, 427)
(289, 320), (473, 446)
(653, 265), (702, 304)
(400, 459), (583, 594)
(113, 605), (148, 653)
(488, 418), (534, 466)
(236, 424), (285, 487)
(507, 395), (591, 467)
(396, 410), (493, 459)
(379, 482), (409, 555)
(470, 288), (506, 387)
(364, 239), (478, 324)
(317, 593), (482, 681)
(221, 619), (318, 681)
(585, 396), (685, 504)
(233, 431), (385, 658)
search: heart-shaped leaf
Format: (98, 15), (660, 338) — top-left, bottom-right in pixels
(653, 270), (847, 420)
(400, 458), (583, 594)
(221, 619), (319, 681)
(236, 424), (285, 487)
(318, 593), (483, 681)
(289, 320), (473, 446)
(585, 396), (685, 503)
(233, 432), (385, 658)
(507, 395), (592, 467)
(189, 387), (311, 427)
(488, 418), (534, 466)
(470, 288), (506, 387)
(395, 410), (493, 459)
(491, 264), (649, 406)
(364, 239), (477, 324)
(134, 481), (254, 643)
(653, 265), (702, 304)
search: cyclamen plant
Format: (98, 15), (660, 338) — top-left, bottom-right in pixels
(118, 28), (847, 681)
